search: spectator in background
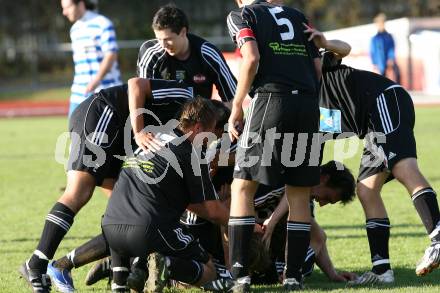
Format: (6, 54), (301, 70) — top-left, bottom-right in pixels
(61, 0), (122, 116)
(370, 13), (401, 84)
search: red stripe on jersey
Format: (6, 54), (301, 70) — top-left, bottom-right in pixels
(237, 28), (255, 43)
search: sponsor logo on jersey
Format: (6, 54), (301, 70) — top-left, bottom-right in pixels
(319, 107), (342, 133)
(268, 42), (308, 56)
(193, 74), (206, 83)
(176, 70), (186, 81)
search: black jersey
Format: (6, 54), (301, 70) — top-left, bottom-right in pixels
(319, 52), (395, 138)
(103, 129), (218, 227)
(137, 34), (236, 102)
(254, 184), (284, 223)
(227, 0), (319, 94)
(95, 80), (193, 126)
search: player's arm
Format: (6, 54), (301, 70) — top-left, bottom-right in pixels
(185, 149), (228, 225)
(228, 40), (259, 141)
(311, 219), (357, 282)
(127, 77), (163, 153)
(226, 10), (259, 141)
(86, 23), (119, 93)
(303, 23), (351, 59)
(262, 193), (289, 248)
(86, 52), (118, 93)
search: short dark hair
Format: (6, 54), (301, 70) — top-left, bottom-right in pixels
(320, 160), (356, 204)
(210, 100), (231, 130)
(178, 98), (218, 131)
(248, 233), (272, 274)
(73, 0), (97, 10)
(152, 5), (189, 34)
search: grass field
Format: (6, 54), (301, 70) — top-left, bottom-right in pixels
(1, 107), (440, 292)
(0, 87), (71, 102)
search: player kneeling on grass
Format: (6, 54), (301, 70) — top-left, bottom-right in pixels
(42, 100), (231, 293)
(19, 78), (194, 293)
(306, 25), (440, 284)
(102, 98), (227, 293)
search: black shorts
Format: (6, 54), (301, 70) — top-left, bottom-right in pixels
(234, 93), (320, 187)
(67, 96), (125, 186)
(102, 223), (209, 264)
(184, 221), (224, 265)
(358, 86), (416, 182)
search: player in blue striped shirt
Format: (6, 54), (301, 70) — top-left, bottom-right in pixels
(61, 0), (122, 116)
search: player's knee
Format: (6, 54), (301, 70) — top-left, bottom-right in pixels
(392, 158), (421, 182)
(59, 188), (93, 213)
(356, 181), (374, 201)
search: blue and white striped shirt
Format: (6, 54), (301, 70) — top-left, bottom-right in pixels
(70, 11), (122, 113)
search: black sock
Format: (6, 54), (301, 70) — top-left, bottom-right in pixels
(55, 233), (109, 270)
(110, 249), (129, 286)
(228, 216), (255, 280)
(301, 246), (315, 277)
(285, 221), (311, 280)
(131, 256), (147, 271)
(366, 218), (391, 274)
(168, 256), (204, 284)
(412, 187), (440, 242)
(29, 202), (75, 273)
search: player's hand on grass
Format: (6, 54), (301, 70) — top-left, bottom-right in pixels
(303, 23), (328, 49)
(134, 131), (164, 153)
(228, 105), (244, 141)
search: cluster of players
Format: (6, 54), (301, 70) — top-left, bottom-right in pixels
(19, 1), (440, 293)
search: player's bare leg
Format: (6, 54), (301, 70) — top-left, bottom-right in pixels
(350, 172), (394, 285)
(100, 178), (116, 198)
(21, 171), (97, 292)
(392, 158), (440, 276)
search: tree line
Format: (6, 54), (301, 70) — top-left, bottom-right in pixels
(0, 0), (438, 83)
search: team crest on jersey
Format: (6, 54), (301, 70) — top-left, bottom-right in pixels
(193, 74), (206, 83)
(319, 107), (342, 133)
(176, 70), (186, 81)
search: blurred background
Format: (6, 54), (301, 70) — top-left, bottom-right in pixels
(0, 0), (439, 104)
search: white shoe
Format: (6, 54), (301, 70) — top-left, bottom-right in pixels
(348, 269), (394, 286)
(416, 242), (440, 276)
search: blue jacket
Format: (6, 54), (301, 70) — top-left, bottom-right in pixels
(370, 31), (396, 74)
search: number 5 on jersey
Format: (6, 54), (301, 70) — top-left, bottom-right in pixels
(268, 6), (294, 41)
